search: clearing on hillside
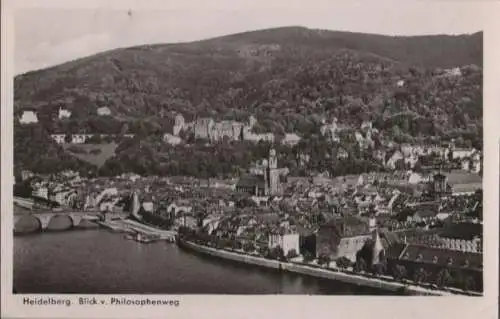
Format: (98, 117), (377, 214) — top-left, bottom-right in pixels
(63, 142), (118, 168)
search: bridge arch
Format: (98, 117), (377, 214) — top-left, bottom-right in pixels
(46, 214), (74, 231)
(14, 215), (42, 234)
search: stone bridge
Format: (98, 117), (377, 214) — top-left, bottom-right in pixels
(14, 211), (102, 233)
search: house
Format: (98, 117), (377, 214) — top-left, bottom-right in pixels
(444, 67), (462, 77)
(163, 133), (182, 145)
(336, 148), (349, 160)
(450, 148), (476, 160)
(51, 134), (67, 144)
(461, 152), (481, 173)
(236, 175), (267, 196)
(387, 243), (482, 291)
(71, 134), (93, 144)
(404, 154), (419, 169)
(21, 170), (34, 181)
(243, 132), (275, 143)
(320, 120), (340, 142)
(268, 228), (300, 256)
(175, 215), (198, 229)
(58, 108), (72, 119)
(32, 187), (49, 199)
(281, 133), (301, 147)
(54, 190), (78, 207)
(97, 107), (112, 116)
(406, 208), (439, 223)
(444, 171), (482, 196)
(408, 172), (423, 185)
(315, 216), (372, 261)
(19, 111), (38, 124)
(385, 150), (404, 170)
(142, 194), (154, 213)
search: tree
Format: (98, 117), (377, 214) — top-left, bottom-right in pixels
(336, 256), (353, 270)
(318, 254), (331, 267)
(413, 267), (428, 284)
(302, 251), (315, 263)
(463, 276), (477, 292)
(267, 246), (285, 260)
(286, 249), (299, 259)
(435, 268), (452, 289)
(392, 264), (407, 282)
(243, 242), (255, 253)
(355, 258), (367, 273)
(371, 262), (387, 276)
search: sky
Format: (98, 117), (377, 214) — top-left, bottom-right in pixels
(12, 0), (489, 74)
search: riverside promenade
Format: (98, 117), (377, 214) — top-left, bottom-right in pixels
(99, 219), (177, 240)
(178, 239), (466, 296)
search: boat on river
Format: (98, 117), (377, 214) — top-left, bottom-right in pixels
(124, 232), (159, 243)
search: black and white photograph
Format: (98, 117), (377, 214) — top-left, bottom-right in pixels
(2, 0), (498, 317)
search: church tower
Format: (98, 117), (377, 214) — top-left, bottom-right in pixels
(267, 148), (279, 195)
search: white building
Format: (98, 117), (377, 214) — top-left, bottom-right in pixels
(58, 108), (72, 119)
(33, 187), (49, 199)
(451, 148), (476, 160)
(19, 111), (38, 124)
(242, 130), (275, 143)
(142, 201), (154, 213)
(445, 67), (462, 77)
(71, 134), (93, 144)
(163, 133), (182, 146)
(51, 134), (67, 144)
(97, 107), (111, 116)
(268, 230), (300, 256)
(281, 133), (301, 147)
(320, 120), (340, 142)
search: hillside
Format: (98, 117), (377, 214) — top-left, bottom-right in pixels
(62, 143), (118, 168)
(13, 26), (483, 176)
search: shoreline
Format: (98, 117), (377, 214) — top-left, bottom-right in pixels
(178, 239), (473, 296)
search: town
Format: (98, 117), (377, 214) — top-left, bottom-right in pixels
(14, 125), (483, 295)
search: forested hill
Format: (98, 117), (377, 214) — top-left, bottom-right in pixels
(205, 27), (482, 68)
(13, 27), (483, 176)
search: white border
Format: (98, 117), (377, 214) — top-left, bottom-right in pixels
(2, 1), (499, 319)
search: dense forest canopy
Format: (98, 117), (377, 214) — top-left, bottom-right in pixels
(13, 27), (483, 177)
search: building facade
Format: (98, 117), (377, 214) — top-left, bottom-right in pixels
(268, 231), (300, 256)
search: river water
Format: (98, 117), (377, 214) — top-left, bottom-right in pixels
(14, 229), (399, 295)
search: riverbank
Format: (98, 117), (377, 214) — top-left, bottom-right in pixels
(178, 239), (465, 296)
(99, 218), (177, 241)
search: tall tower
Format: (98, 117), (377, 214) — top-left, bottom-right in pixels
(267, 148), (279, 195)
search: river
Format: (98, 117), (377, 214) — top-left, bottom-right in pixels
(14, 229), (401, 295)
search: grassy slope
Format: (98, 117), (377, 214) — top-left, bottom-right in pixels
(63, 143), (118, 168)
